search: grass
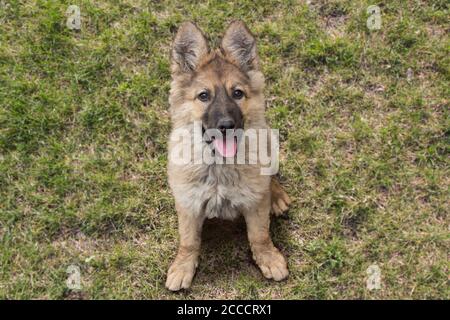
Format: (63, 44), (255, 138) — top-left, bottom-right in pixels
(0, 0), (448, 299)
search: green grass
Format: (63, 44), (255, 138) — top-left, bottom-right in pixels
(0, 0), (448, 299)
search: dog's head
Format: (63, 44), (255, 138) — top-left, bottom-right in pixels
(169, 21), (266, 157)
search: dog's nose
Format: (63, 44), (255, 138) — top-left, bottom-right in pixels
(217, 118), (235, 133)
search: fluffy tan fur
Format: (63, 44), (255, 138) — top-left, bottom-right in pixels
(166, 21), (291, 291)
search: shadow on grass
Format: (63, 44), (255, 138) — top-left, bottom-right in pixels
(190, 215), (291, 289)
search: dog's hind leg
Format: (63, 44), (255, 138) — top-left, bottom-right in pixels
(270, 177), (291, 216)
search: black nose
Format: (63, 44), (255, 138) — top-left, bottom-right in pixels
(217, 118), (235, 133)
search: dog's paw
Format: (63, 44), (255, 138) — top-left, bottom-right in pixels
(271, 196), (290, 216)
(270, 179), (291, 216)
(271, 189), (291, 217)
(254, 248), (289, 281)
(165, 259), (197, 291)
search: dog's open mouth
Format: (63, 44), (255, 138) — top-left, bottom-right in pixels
(203, 127), (238, 158)
(213, 135), (238, 158)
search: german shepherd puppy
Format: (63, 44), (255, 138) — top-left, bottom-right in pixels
(166, 21), (291, 291)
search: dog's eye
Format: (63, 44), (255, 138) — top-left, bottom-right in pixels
(232, 89), (244, 99)
(198, 92), (209, 102)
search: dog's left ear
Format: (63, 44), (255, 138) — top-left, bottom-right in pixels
(221, 20), (259, 71)
(172, 22), (209, 74)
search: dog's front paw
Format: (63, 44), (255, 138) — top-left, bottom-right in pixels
(165, 259), (198, 291)
(254, 248), (289, 281)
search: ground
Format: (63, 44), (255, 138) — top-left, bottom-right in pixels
(0, 0), (448, 299)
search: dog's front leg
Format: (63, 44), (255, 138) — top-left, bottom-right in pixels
(166, 203), (204, 291)
(243, 196), (289, 281)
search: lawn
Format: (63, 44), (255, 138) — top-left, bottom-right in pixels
(0, 0), (448, 299)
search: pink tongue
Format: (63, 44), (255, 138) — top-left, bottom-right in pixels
(214, 137), (237, 157)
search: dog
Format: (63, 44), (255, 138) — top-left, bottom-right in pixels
(166, 20), (291, 291)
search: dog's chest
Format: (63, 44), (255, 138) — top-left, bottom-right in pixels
(181, 164), (260, 220)
(196, 165), (244, 219)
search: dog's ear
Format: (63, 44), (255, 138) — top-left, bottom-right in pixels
(221, 20), (258, 71)
(172, 22), (209, 74)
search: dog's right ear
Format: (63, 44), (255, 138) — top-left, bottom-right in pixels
(221, 20), (258, 71)
(172, 22), (209, 74)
